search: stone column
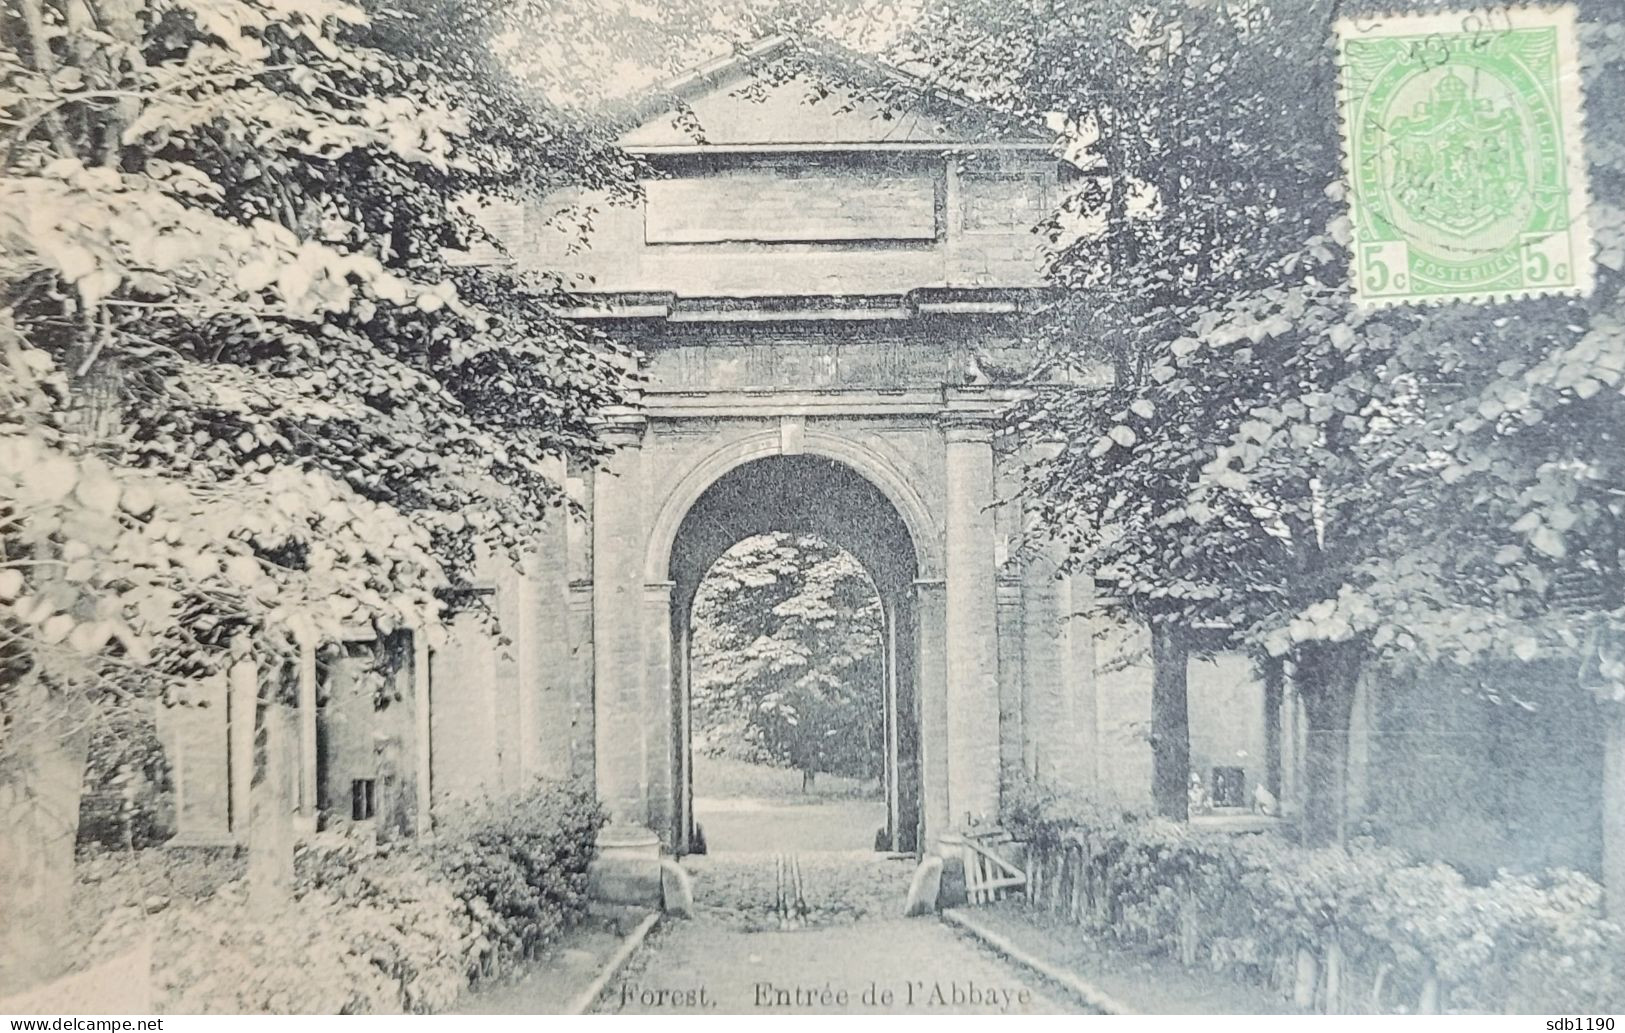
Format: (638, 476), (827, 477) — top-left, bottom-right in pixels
(675, 617), (695, 855)
(997, 577), (1026, 782)
(294, 629), (318, 835)
(568, 585), (595, 781)
(1063, 569), (1102, 796)
(1021, 539), (1072, 788)
(519, 457), (574, 783)
(592, 412), (658, 858)
(882, 602), (901, 853)
(567, 463), (596, 782)
(513, 553), (540, 783)
(942, 412), (1002, 830)
(994, 448), (1026, 784)
(227, 658), (257, 840)
(491, 559), (523, 791)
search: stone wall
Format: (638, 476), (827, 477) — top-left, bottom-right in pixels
(476, 151), (1052, 298)
(1086, 617), (1272, 813)
(426, 524), (583, 810)
(1364, 660), (1606, 879)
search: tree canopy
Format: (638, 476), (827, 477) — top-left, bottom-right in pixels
(897, 0), (1625, 842)
(0, 0), (835, 988)
(690, 534), (885, 782)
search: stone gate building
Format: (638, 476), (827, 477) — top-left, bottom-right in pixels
(159, 41), (1285, 872)
(432, 40), (1278, 864)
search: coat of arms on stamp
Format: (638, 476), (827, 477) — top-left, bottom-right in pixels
(1337, 5), (1593, 306)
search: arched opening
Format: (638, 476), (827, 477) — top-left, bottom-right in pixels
(667, 453), (922, 855)
(689, 533), (886, 853)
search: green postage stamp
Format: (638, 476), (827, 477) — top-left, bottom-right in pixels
(1337, 5), (1593, 306)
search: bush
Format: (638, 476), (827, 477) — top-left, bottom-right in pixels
(1009, 786), (1625, 1014)
(428, 780), (606, 964)
(85, 778), (604, 1013)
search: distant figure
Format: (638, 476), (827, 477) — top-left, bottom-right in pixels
(1253, 783), (1278, 817)
(1188, 771), (1210, 815)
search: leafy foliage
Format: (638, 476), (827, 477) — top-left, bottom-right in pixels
(0, 0), (657, 738)
(428, 779), (606, 961)
(1011, 783), (1625, 1013)
(85, 780), (603, 1013)
(902, 0), (1625, 842)
(691, 533), (884, 781)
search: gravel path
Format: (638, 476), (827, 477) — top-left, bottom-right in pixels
(682, 852), (915, 930)
(594, 915), (1075, 1014)
(588, 853), (1080, 1015)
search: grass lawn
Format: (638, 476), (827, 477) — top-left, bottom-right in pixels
(693, 754), (881, 804)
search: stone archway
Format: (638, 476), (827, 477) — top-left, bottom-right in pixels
(588, 407), (1056, 873)
(644, 429), (945, 586)
(664, 452), (926, 855)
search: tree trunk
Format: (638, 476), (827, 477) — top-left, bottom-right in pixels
(1294, 640), (1363, 847)
(1150, 622), (1190, 821)
(1604, 702), (1625, 921)
(0, 688), (91, 996)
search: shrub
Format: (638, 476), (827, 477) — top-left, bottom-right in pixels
(1009, 788), (1625, 1014)
(428, 779), (606, 964)
(84, 778), (604, 1013)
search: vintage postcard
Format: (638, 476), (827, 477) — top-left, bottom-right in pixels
(1, 0), (1621, 1023)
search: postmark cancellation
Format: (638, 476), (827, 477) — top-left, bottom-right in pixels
(1337, 5), (1593, 306)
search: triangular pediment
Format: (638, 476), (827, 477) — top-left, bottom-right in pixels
(619, 38), (1049, 150)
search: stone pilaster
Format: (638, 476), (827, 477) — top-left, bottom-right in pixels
(675, 618), (696, 855)
(519, 459), (573, 783)
(942, 412), (1002, 830)
(1022, 538), (1099, 794)
(1063, 568), (1101, 796)
(568, 583), (595, 781)
(993, 448), (1027, 783)
(294, 625), (318, 833)
(643, 580), (676, 845)
(227, 658), (257, 839)
(492, 559), (523, 791)
(913, 577), (950, 844)
(881, 600), (902, 852)
(996, 577), (1026, 783)
(591, 412), (657, 855)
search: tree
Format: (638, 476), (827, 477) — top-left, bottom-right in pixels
(901, 0), (1625, 849)
(0, 0), (726, 990)
(690, 534), (885, 784)
(897, 0), (1349, 830)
